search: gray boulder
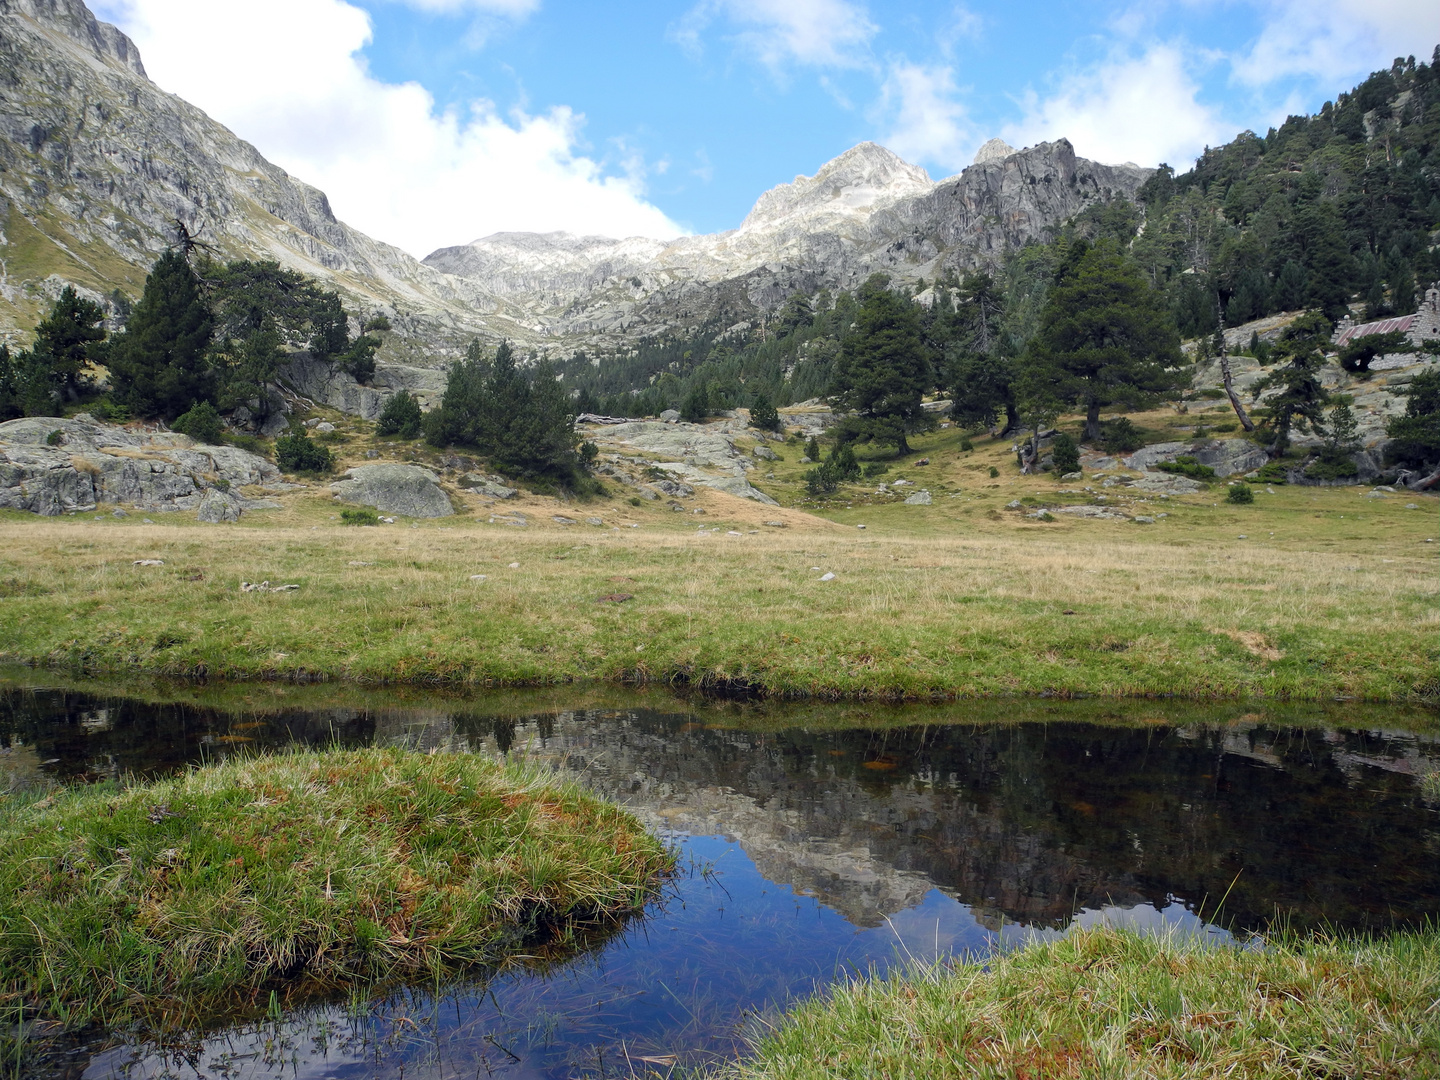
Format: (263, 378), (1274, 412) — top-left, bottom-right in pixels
(0, 416), (282, 516)
(1124, 439), (1267, 477)
(331, 464), (453, 518)
(196, 489), (242, 523)
(458, 473), (518, 499)
(904, 490), (933, 505)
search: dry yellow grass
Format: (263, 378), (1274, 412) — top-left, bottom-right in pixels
(0, 486), (1433, 699)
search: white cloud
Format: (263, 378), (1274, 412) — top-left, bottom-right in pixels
(876, 62), (975, 175)
(91, 0), (682, 256)
(1232, 0), (1439, 88)
(1002, 45), (1229, 168)
(672, 0), (877, 70)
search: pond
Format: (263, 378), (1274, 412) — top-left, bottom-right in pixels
(2, 677), (1437, 1079)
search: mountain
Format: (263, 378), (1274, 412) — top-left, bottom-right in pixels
(0, 0), (1150, 365)
(0, 0), (497, 358)
(424, 140), (1153, 341)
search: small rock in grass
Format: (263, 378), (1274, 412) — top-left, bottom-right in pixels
(553, 515), (577, 525)
(763, 520), (785, 527)
(1132, 516), (1155, 524)
(1006, 500), (1022, 509)
(587, 517), (604, 525)
(469, 574), (487, 581)
(726, 530), (742, 536)
(112, 509), (127, 518)
(856, 524), (866, 529)
(348, 560), (374, 567)
(1237, 535), (1247, 539)
(143, 518), (154, 524)
(507, 562), (520, 569)
(133, 559), (164, 566)
(1406, 503), (1418, 509)
(904, 491), (932, 505)
(819, 572), (836, 581)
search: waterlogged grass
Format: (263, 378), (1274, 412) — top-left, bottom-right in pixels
(0, 748), (672, 1028)
(719, 925), (1440, 1080)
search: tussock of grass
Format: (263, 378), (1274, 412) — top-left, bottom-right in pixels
(0, 748), (672, 1027)
(720, 925), (1440, 1079)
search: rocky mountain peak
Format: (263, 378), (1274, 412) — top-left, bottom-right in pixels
(740, 141), (934, 232)
(6, 0), (147, 77)
(972, 137), (1017, 165)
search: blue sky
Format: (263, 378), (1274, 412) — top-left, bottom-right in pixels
(97, 0), (1439, 255)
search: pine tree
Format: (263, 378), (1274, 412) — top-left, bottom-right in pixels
(829, 274), (934, 455)
(32, 286), (107, 399)
(1251, 313), (1332, 457)
(1021, 240), (1183, 441)
(108, 251), (215, 420)
(749, 392), (781, 432)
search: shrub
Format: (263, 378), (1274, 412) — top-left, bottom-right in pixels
(171, 401), (223, 444)
(45, 429), (63, 446)
(959, 438), (974, 452)
(275, 432), (334, 473)
(1213, 422), (1237, 433)
(989, 466), (999, 478)
(805, 436), (820, 461)
(1226, 484), (1255, 504)
(226, 433), (269, 458)
(628, 496), (643, 507)
(680, 385), (709, 423)
(1100, 417), (1145, 453)
(1252, 460), (1289, 484)
(829, 442), (861, 482)
(1304, 455), (1359, 480)
(1051, 433), (1080, 475)
(1155, 455), (1216, 480)
(749, 393), (781, 432)
(862, 461), (890, 478)
(376, 390), (422, 439)
(340, 507), (380, 526)
(805, 461), (841, 495)
(90, 399), (130, 422)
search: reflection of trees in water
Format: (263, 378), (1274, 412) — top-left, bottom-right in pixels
(450, 710), (1440, 935)
(4, 690), (1436, 936)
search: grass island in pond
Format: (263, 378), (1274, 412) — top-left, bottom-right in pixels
(0, 748), (673, 1028)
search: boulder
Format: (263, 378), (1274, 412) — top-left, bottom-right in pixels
(331, 464), (453, 518)
(1123, 439), (1267, 477)
(196, 489), (242, 523)
(0, 416), (283, 516)
(904, 490), (933, 505)
(457, 473), (518, 499)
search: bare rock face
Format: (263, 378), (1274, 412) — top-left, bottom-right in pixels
(195, 488), (242, 523)
(0, 0), (491, 349)
(0, 416), (283, 515)
(331, 464), (453, 518)
(422, 139), (1153, 343)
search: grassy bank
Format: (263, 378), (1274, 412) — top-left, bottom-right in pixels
(0, 748), (672, 1029)
(717, 925), (1440, 1079)
(0, 500), (1434, 701)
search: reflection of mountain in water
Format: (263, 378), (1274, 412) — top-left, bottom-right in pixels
(420, 712), (1440, 934)
(4, 690), (1437, 934)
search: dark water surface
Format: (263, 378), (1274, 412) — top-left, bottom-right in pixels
(2, 680), (1437, 1079)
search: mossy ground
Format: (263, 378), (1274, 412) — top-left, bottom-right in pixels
(0, 748), (672, 1030)
(713, 925), (1440, 1080)
(0, 404), (1434, 701)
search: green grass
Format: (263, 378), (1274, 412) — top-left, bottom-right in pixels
(715, 925), (1440, 1079)
(0, 748), (672, 1030)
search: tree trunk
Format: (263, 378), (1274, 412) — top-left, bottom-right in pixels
(896, 435), (911, 456)
(1218, 353), (1255, 432)
(1084, 401), (1102, 442)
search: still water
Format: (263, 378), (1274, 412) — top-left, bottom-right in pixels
(3, 682), (1438, 1079)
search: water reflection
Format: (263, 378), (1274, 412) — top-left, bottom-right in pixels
(1, 683), (1436, 1079)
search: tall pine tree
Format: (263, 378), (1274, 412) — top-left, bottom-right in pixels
(1021, 240), (1182, 441)
(108, 251), (216, 420)
(829, 274), (934, 455)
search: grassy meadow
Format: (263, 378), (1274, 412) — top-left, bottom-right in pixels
(0, 747), (672, 1030)
(715, 924), (1440, 1080)
(0, 408), (1435, 701)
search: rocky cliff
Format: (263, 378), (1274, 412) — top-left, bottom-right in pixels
(0, 0), (503, 356)
(424, 140), (1152, 342)
(0, 0), (1150, 367)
